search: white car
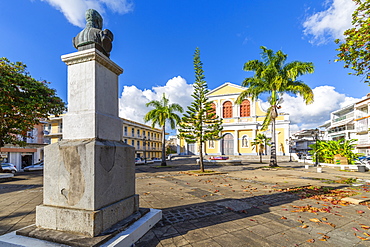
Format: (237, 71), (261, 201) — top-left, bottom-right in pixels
(1, 163), (17, 174)
(24, 162), (44, 171)
(135, 158), (145, 165)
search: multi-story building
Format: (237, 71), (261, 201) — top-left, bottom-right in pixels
(354, 94), (370, 155)
(290, 129), (324, 157)
(326, 104), (357, 141)
(122, 118), (163, 159)
(0, 123), (46, 170)
(43, 115), (63, 144)
(178, 83), (291, 156)
(319, 93), (370, 155)
(44, 116), (163, 159)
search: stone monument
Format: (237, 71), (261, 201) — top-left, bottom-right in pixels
(1, 9), (161, 246)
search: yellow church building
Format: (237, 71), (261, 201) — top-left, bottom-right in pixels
(178, 83), (291, 156)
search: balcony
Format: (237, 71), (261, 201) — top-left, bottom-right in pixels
(134, 146), (161, 151)
(328, 125), (354, 134)
(355, 112), (369, 120)
(356, 118), (368, 134)
(333, 112), (354, 123)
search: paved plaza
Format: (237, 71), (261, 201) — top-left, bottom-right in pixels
(1, 157), (370, 246)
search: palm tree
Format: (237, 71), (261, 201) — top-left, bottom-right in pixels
(236, 46), (314, 167)
(144, 93), (183, 166)
(251, 133), (270, 163)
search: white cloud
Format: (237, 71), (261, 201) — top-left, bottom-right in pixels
(40, 0), (133, 27)
(119, 76), (193, 131)
(119, 78), (363, 135)
(303, 0), (356, 44)
(280, 85), (361, 129)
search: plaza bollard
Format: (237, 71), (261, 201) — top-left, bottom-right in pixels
(317, 167), (323, 173)
(304, 165), (309, 169)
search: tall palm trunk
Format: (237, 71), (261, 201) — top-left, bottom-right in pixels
(259, 144), (263, 163)
(269, 117), (277, 167)
(161, 125), (167, 166)
(199, 141), (204, 172)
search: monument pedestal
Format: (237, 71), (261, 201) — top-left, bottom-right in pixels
(36, 139), (139, 237)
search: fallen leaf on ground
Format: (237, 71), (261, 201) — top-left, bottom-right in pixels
(357, 210), (365, 214)
(306, 239), (315, 243)
(356, 236), (369, 240)
(300, 225), (309, 228)
(281, 216), (287, 220)
(353, 227), (362, 232)
(322, 217), (328, 221)
(323, 222), (336, 228)
(309, 218), (321, 223)
(361, 225), (370, 230)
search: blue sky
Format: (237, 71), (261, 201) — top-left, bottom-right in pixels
(1, 0), (367, 133)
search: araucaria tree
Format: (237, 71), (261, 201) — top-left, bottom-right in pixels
(178, 48), (223, 172)
(236, 46), (314, 167)
(0, 57), (65, 149)
(335, 0), (370, 84)
(144, 93), (183, 166)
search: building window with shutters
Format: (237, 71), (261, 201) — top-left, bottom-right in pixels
(240, 99), (250, 117)
(223, 101), (233, 118)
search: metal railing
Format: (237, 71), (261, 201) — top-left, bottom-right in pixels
(333, 112), (354, 122)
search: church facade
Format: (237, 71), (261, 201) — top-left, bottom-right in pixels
(178, 83), (291, 156)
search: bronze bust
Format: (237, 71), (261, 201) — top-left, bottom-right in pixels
(73, 9), (113, 57)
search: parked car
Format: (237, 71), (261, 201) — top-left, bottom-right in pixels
(135, 158), (145, 165)
(209, 156), (229, 160)
(152, 158), (162, 162)
(1, 163), (17, 174)
(301, 154), (312, 160)
(24, 162), (44, 171)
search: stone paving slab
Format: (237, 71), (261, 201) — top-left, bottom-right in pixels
(2, 161), (370, 246)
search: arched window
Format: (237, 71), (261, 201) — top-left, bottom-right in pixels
(240, 99), (250, 117)
(208, 140), (215, 148)
(242, 135), (248, 147)
(209, 102), (216, 118)
(223, 101), (233, 118)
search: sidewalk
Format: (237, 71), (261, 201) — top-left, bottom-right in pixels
(0, 159), (370, 246)
(135, 158), (370, 246)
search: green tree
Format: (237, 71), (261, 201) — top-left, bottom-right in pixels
(335, 0), (370, 84)
(178, 48), (223, 172)
(0, 57), (65, 148)
(236, 46), (314, 167)
(309, 139), (360, 164)
(251, 133), (270, 163)
(144, 93), (183, 166)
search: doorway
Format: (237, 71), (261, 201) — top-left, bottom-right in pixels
(222, 133), (234, 155)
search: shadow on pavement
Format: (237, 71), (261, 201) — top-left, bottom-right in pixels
(136, 185), (347, 246)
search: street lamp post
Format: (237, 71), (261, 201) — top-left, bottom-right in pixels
(143, 136), (147, 164)
(286, 138), (293, 162)
(311, 128), (319, 166)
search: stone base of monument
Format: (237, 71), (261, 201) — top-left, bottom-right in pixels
(0, 208), (161, 247)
